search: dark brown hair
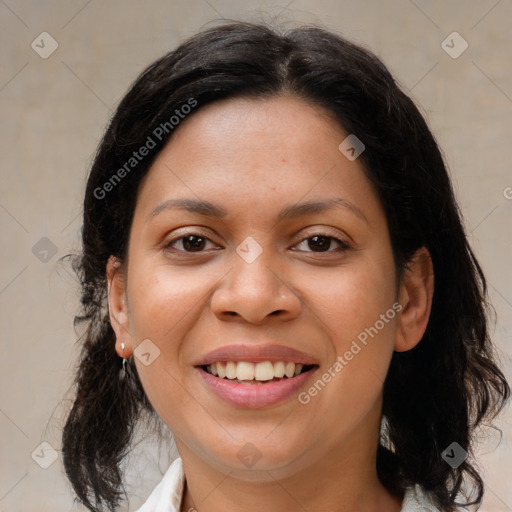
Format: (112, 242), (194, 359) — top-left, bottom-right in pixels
(62, 21), (510, 511)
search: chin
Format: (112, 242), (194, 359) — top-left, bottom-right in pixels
(198, 437), (313, 480)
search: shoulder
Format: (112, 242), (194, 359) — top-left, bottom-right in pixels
(134, 457), (185, 512)
(401, 485), (472, 512)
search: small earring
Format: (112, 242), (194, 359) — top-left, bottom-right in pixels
(119, 342), (128, 381)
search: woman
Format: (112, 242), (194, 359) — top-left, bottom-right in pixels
(62, 21), (510, 512)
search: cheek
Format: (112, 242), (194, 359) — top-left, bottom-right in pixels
(297, 255), (398, 401)
(128, 261), (219, 339)
(301, 256), (397, 343)
(126, 263), (219, 401)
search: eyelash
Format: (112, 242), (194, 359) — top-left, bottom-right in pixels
(164, 231), (351, 256)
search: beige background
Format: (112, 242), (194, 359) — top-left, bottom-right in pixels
(1, 1), (511, 511)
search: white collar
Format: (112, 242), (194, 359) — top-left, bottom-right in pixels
(135, 457), (185, 512)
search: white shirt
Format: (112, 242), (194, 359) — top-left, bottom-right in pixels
(135, 457), (469, 512)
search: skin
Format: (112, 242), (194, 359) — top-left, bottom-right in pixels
(108, 95), (434, 512)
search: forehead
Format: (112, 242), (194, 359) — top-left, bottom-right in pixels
(134, 95), (383, 225)
(163, 94), (344, 165)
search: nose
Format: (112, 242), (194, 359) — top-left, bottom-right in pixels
(211, 253), (301, 325)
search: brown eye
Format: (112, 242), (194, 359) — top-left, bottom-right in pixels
(293, 234), (350, 254)
(307, 236), (332, 252)
(182, 235), (206, 251)
(167, 234), (214, 252)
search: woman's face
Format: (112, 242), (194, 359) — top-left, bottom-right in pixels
(110, 95), (413, 480)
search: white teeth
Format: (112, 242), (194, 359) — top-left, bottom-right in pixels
(285, 362), (295, 378)
(217, 362), (226, 379)
(236, 361), (255, 380)
(274, 361), (285, 378)
(254, 361), (274, 381)
(206, 361), (309, 381)
(225, 361), (237, 379)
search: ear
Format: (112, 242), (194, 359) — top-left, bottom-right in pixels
(106, 256), (133, 358)
(394, 247), (434, 352)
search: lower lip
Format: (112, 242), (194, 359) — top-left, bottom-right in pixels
(197, 367), (316, 408)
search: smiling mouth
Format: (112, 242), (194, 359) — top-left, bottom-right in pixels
(201, 361), (317, 384)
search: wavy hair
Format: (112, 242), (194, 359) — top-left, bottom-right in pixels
(62, 21), (510, 511)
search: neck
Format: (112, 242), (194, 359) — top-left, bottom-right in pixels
(177, 416), (403, 512)
(181, 457), (401, 512)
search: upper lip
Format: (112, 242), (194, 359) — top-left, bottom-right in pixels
(193, 344), (319, 366)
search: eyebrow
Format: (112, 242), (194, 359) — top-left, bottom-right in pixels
(278, 198), (368, 224)
(150, 198), (226, 218)
(149, 197), (368, 224)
